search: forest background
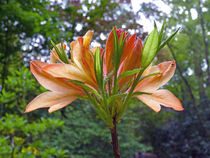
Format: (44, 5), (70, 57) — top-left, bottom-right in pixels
(0, 0), (209, 157)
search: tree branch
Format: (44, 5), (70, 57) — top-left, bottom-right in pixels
(197, 0), (210, 86)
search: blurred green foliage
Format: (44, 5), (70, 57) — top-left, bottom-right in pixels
(0, 0), (209, 157)
(0, 114), (66, 158)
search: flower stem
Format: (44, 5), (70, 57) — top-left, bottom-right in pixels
(110, 117), (120, 158)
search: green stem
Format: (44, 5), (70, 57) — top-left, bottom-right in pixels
(122, 69), (144, 114)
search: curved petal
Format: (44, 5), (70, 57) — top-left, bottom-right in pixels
(71, 31), (94, 70)
(105, 29), (114, 75)
(43, 63), (97, 88)
(141, 64), (159, 77)
(105, 27), (131, 75)
(83, 30), (94, 48)
(135, 60), (176, 93)
(43, 63), (85, 81)
(120, 34), (136, 64)
(136, 89), (184, 112)
(31, 60), (81, 93)
(25, 91), (78, 113)
(69, 32), (96, 86)
(124, 37), (143, 70)
(48, 95), (77, 113)
(118, 37), (143, 88)
(70, 41), (75, 51)
(71, 37), (84, 69)
(136, 94), (161, 112)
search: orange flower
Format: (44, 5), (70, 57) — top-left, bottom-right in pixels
(25, 31), (98, 113)
(44, 31), (97, 88)
(134, 60), (184, 112)
(25, 26), (183, 158)
(103, 28), (183, 115)
(25, 60), (83, 113)
(25, 27), (183, 123)
(105, 27), (139, 75)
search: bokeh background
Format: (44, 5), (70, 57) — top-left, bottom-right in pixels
(0, 0), (209, 157)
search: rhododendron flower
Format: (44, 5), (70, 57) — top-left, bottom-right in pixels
(134, 60), (183, 112)
(25, 26), (183, 120)
(25, 25), (183, 158)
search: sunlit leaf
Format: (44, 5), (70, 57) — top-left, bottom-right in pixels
(141, 28), (159, 69)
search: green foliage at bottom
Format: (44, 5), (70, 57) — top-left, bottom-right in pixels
(41, 100), (152, 158)
(0, 114), (67, 158)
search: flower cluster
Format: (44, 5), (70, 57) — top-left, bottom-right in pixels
(25, 26), (183, 128)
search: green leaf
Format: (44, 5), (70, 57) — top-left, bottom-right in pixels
(66, 80), (101, 99)
(154, 20), (157, 29)
(94, 48), (103, 88)
(51, 40), (65, 61)
(119, 33), (129, 58)
(159, 20), (166, 46)
(107, 94), (126, 105)
(103, 70), (113, 89)
(119, 32), (125, 52)
(139, 72), (161, 83)
(60, 40), (70, 64)
(132, 91), (152, 97)
(141, 28), (159, 69)
(157, 27), (180, 52)
(118, 68), (141, 81)
(83, 88), (98, 105)
(112, 27), (119, 66)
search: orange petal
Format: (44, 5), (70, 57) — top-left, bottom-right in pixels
(83, 30), (94, 48)
(31, 60), (80, 93)
(71, 37), (84, 69)
(128, 37), (143, 69)
(141, 63), (159, 77)
(105, 29), (114, 75)
(43, 63), (97, 88)
(25, 91), (78, 113)
(105, 28), (131, 75)
(71, 31), (94, 70)
(136, 94), (161, 112)
(70, 41), (75, 51)
(120, 34), (136, 64)
(118, 37), (143, 87)
(135, 60), (176, 93)
(71, 38), (95, 81)
(136, 89), (184, 112)
(42, 63), (87, 82)
(48, 95), (77, 113)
